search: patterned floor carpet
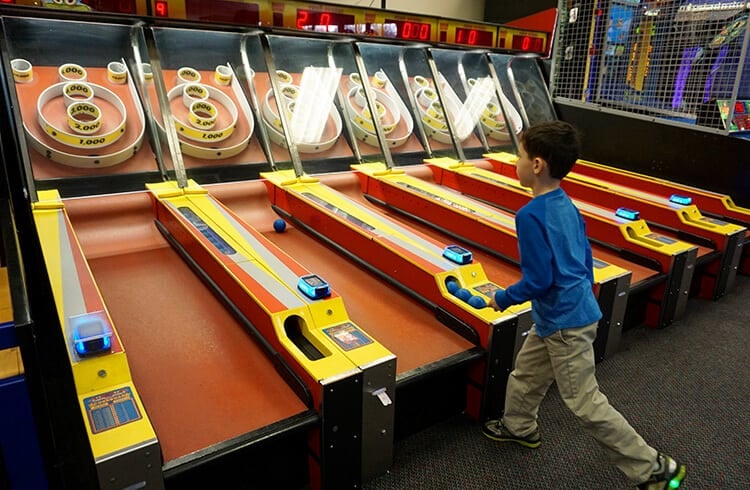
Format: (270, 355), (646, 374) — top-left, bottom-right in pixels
(365, 275), (750, 489)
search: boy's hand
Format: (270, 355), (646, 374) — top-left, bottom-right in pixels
(487, 296), (501, 312)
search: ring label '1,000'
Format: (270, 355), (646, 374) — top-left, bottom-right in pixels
(79, 137), (106, 145)
(202, 131), (225, 140)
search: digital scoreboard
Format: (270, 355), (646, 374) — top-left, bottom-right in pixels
(383, 18), (432, 41)
(166, 0), (550, 54)
(441, 21), (497, 47)
(4, 0), (551, 54)
(498, 27), (548, 55)
(455, 27), (495, 47)
(296, 9), (355, 33)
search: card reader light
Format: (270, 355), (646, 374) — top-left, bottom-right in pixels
(70, 312), (113, 357)
(615, 207), (640, 221)
(443, 245), (473, 265)
(297, 274), (331, 300)
(669, 194), (692, 206)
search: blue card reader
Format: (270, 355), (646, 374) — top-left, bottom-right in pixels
(669, 194), (692, 206)
(297, 274), (331, 300)
(71, 312), (113, 357)
(615, 207), (640, 221)
(443, 245), (473, 265)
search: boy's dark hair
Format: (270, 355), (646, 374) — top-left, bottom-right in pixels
(519, 121), (581, 180)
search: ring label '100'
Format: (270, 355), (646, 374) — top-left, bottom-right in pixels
(214, 65), (233, 86)
(107, 61), (128, 84)
(11, 59), (33, 83)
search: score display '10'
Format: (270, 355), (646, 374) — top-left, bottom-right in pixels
(455, 28), (494, 47)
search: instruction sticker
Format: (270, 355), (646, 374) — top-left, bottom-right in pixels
(324, 322), (373, 351)
(473, 283), (500, 297)
(84, 387), (142, 434)
(592, 258), (610, 269)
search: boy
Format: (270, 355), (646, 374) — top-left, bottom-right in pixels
(483, 121), (686, 490)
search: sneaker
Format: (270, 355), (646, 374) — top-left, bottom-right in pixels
(482, 419), (541, 448)
(637, 453), (687, 490)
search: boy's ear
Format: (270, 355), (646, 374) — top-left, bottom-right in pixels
(532, 156), (547, 175)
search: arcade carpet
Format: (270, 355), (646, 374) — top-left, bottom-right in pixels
(364, 276), (750, 489)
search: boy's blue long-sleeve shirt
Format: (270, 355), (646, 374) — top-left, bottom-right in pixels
(493, 187), (602, 337)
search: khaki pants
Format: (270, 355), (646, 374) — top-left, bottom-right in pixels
(502, 322), (657, 483)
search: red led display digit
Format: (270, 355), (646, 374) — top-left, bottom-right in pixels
(455, 27), (493, 47)
(402, 21), (412, 38)
(297, 9), (309, 29)
(511, 34), (544, 53)
(154, 0), (168, 17)
(296, 9), (355, 32)
(419, 23), (430, 39)
(385, 19), (431, 41)
(511, 35), (528, 50)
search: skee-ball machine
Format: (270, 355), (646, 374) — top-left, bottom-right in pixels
(562, 158), (750, 276)
(427, 53), (702, 329)
(33, 190), (164, 488)
(0, 15), (389, 488)
(348, 42), (632, 361)
(141, 26), (397, 487)
(0, 15), (170, 488)
(256, 33), (532, 423)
